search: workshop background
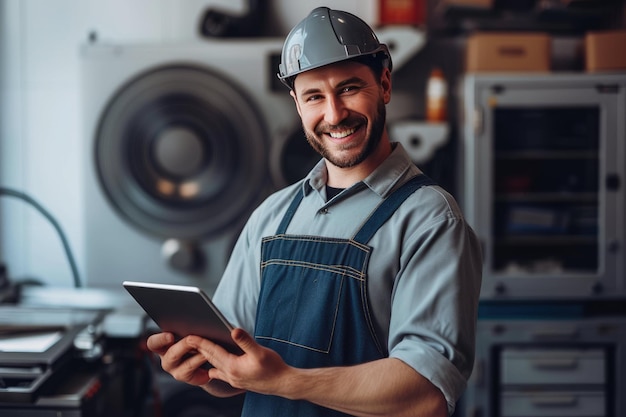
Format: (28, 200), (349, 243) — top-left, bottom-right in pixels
(1, 0), (626, 416)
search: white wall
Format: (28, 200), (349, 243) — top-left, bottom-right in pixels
(0, 0), (375, 287)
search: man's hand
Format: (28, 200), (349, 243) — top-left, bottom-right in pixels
(186, 328), (294, 397)
(146, 331), (246, 397)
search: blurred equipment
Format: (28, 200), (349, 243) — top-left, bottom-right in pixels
(376, 25), (426, 69)
(460, 72), (625, 299)
(0, 305), (147, 417)
(465, 314), (626, 417)
(431, 0), (623, 34)
(12, 285), (245, 417)
(0, 187), (81, 287)
(459, 71), (626, 417)
(0, 263), (18, 303)
(199, 0), (266, 38)
(81, 40), (313, 293)
(389, 121), (449, 165)
(378, 0), (427, 26)
(426, 68), (448, 122)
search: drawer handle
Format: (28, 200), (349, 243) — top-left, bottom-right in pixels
(531, 396), (578, 407)
(531, 328), (579, 340)
(531, 359), (577, 369)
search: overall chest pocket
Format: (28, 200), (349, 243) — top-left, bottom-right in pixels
(256, 236), (370, 353)
(256, 262), (345, 352)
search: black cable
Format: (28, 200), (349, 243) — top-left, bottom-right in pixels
(0, 186), (81, 288)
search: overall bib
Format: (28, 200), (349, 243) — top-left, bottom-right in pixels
(242, 175), (434, 417)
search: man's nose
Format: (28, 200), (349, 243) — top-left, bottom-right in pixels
(324, 96), (349, 126)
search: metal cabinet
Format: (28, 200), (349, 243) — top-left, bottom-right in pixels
(462, 317), (626, 417)
(500, 347), (607, 417)
(460, 73), (626, 299)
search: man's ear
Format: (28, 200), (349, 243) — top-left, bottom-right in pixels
(290, 89), (302, 117)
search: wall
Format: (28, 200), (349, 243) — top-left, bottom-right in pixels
(0, 0), (375, 287)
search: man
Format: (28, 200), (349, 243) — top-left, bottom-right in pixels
(147, 7), (482, 417)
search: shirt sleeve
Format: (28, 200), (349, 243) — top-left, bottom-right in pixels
(212, 207), (264, 334)
(387, 189), (483, 415)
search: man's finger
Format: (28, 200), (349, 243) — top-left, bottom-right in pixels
(146, 332), (175, 354)
(185, 335), (230, 366)
(231, 328), (256, 351)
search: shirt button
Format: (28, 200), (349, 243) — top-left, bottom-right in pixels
(320, 208), (329, 214)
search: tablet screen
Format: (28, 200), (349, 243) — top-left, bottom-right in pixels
(123, 281), (241, 354)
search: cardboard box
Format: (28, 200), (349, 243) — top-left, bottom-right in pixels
(585, 30), (626, 72)
(466, 32), (551, 73)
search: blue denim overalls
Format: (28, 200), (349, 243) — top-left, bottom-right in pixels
(241, 175), (434, 417)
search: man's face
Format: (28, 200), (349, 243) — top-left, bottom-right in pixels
(290, 61), (391, 169)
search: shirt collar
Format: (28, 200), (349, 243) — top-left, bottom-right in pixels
(302, 142), (421, 198)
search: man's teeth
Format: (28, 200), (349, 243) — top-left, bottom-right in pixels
(329, 128), (356, 139)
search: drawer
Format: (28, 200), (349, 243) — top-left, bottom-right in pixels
(501, 348), (605, 385)
(501, 390), (605, 417)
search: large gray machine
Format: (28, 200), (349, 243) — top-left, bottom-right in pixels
(81, 40), (307, 293)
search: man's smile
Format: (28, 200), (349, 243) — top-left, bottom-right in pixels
(328, 127), (357, 139)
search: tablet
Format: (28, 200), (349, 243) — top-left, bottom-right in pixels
(122, 281), (242, 354)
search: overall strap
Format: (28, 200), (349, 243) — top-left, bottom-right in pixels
(353, 175), (436, 244)
(276, 187), (305, 234)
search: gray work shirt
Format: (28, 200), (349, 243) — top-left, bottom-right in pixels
(213, 143), (483, 414)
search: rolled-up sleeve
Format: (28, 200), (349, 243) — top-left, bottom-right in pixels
(387, 196), (483, 415)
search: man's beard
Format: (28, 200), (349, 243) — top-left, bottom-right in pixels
(303, 99), (386, 169)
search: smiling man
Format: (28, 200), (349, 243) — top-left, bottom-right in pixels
(147, 7), (483, 417)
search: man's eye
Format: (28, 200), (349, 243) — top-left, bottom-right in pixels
(305, 95), (322, 102)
